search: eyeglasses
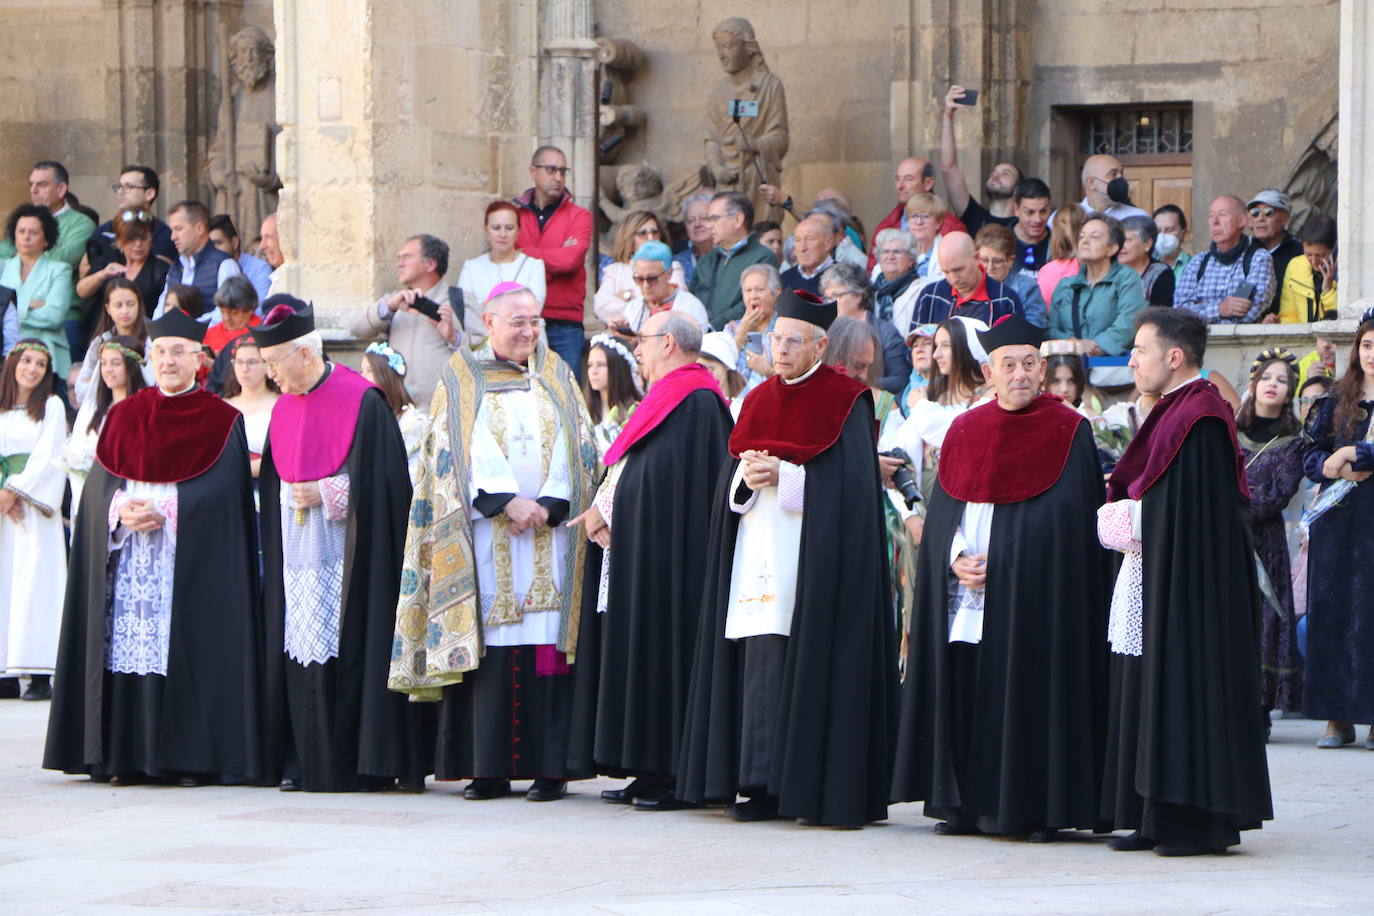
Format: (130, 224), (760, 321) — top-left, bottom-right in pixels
(112, 183), (148, 193)
(494, 315), (545, 331)
(118, 209), (153, 223)
(877, 248), (910, 259)
(633, 227), (660, 238)
(233, 358), (264, 369)
(976, 255), (1010, 269)
(705, 212), (739, 223)
(767, 332), (814, 350)
(637, 333), (669, 341)
(631, 272), (666, 285)
(534, 164), (570, 177)
(153, 346), (194, 360)
(263, 346), (304, 371)
(1248, 206), (1278, 218)
(908, 212), (935, 223)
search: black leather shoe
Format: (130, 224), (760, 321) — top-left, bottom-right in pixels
(1154, 843), (1223, 857)
(109, 773), (145, 787)
(21, 676), (51, 701)
(601, 778), (644, 805)
(464, 777), (512, 800)
(0, 678), (20, 699)
(932, 820), (980, 836)
(527, 779), (567, 802)
(1027, 828), (1058, 843)
(1107, 831), (1154, 851)
(632, 794), (698, 812)
(730, 795), (780, 822)
(178, 776), (204, 788)
(278, 777), (301, 792)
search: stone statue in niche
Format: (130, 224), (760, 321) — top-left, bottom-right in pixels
(702, 17), (789, 223)
(208, 26), (282, 239)
(598, 164), (670, 250)
(1283, 114), (1338, 233)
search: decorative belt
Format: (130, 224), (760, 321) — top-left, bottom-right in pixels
(0, 452), (29, 487)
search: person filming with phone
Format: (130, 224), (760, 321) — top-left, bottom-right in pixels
(349, 232), (460, 408)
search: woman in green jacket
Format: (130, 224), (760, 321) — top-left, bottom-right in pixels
(1048, 213), (1147, 385)
(1, 205), (72, 382)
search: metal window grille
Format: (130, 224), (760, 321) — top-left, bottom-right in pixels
(1082, 108), (1192, 156)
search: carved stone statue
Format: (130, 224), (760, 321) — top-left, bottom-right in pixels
(702, 18), (788, 223)
(598, 164), (670, 250)
(208, 26), (281, 239)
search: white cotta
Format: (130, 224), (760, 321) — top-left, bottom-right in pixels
(0, 396), (67, 674)
(280, 473), (349, 666)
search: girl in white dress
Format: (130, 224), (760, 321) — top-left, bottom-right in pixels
(361, 341), (427, 483)
(221, 337), (279, 479)
(62, 335), (148, 516)
(0, 340), (68, 700)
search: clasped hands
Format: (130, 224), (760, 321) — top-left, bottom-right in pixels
(1322, 445), (1372, 483)
(740, 449), (780, 490)
(118, 498), (165, 532)
(951, 552), (987, 590)
(504, 496), (549, 536)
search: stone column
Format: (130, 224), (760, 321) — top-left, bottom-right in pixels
(273, 0), (540, 331)
(1337, 0), (1373, 322)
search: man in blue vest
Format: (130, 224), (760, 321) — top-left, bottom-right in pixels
(155, 200), (242, 319)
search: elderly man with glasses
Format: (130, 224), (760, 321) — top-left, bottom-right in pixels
(390, 281), (599, 804)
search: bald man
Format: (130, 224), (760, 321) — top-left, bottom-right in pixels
(1173, 195), (1275, 324)
(869, 157), (967, 270)
(911, 232), (1025, 328)
(780, 215), (837, 296)
(1079, 154), (1149, 221)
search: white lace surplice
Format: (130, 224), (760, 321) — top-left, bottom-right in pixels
(1098, 499), (1143, 657)
(106, 481), (178, 676)
(280, 473), (350, 666)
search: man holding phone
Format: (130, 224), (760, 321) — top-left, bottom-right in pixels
(349, 233), (460, 408)
(940, 85), (1022, 236)
(1174, 195), (1275, 325)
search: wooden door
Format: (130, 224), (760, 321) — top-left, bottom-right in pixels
(1122, 164), (1192, 218)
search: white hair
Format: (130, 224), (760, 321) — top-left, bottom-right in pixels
(740, 262), (781, 294)
(661, 313), (703, 355)
(295, 330), (325, 358)
(874, 227), (918, 258)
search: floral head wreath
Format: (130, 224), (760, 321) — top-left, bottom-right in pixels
(101, 340), (146, 366)
(365, 340), (407, 377)
(1249, 346), (1299, 381)
(590, 333), (645, 397)
(11, 341), (51, 359)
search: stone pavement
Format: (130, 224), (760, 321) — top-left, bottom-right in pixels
(2, 700), (1372, 915)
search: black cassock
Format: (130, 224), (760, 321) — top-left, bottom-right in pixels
(260, 389), (433, 791)
(45, 410), (267, 784)
(892, 420), (1113, 833)
(568, 388), (732, 782)
(1102, 417), (1273, 849)
(677, 398), (897, 827)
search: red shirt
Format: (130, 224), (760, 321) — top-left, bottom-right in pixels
(203, 315), (260, 356)
(953, 269), (991, 307)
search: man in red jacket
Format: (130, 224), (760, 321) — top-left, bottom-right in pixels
(867, 157), (965, 271)
(515, 146), (594, 380)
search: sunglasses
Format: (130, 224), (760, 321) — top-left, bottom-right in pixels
(1248, 206), (1280, 218)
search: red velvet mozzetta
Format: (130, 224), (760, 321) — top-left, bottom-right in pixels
(729, 362), (870, 465)
(939, 394), (1085, 504)
(97, 387), (241, 483)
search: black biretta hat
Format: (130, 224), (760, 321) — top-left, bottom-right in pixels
(774, 288), (838, 331)
(249, 295), (315, 347)
(976, 313), (1044, 355)
(147, 307), (207, 343)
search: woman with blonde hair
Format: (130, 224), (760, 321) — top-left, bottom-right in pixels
(593, 211), (684, 326)
(1037, 205), (1086, 305)
(904, 192), (948, 285)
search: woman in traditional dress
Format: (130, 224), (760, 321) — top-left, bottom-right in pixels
(64, 335), (148, 514)
(360, 340), (426, 483)
(1235, 348), (1305, 725)
(1302, 312), (1374, 749)
(0, 340), (67, 700)
(582, 333), (643, 459)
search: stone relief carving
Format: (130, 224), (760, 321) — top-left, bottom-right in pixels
(208, 26), (282, 239)
(598, 163), (671, 248)
(667, 18), (789, 225)
(1283, 113), (1337, 233)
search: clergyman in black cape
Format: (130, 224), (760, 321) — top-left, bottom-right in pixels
(891, 315), (1113, 841)
(566, 317), (733, 809)
(253, 298), (433, 792)
(1098, 307), (1272, 856)
(44, 308), (268, 786)
(677, 289), (897, 827)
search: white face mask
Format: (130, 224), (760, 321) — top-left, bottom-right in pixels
(1154, 232), (1181, 259)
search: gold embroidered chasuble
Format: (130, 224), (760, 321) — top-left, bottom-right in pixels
(387, 342), (598, 701)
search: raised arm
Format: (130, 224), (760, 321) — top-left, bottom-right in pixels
(940, 86), (973, 219)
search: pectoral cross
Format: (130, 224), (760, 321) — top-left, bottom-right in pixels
(508, 428), (536, 457)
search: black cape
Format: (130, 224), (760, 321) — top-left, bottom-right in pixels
(260, 388), (434, 791)
(676, 398), (898, 826)
(567, 388), (733, 779)
(44, 420), (268, 784)
(891, 422), (1113, 832)
(1101, 417), (1273, 846)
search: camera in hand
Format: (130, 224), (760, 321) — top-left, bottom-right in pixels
(880, 447), (922, 509)
(410, 295), (443, 322)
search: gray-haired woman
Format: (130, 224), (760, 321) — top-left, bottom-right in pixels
(821, 261), (911, 395)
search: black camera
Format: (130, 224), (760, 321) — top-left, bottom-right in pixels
(410, 295), (444, 323)
(880, 447), (922, 509)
